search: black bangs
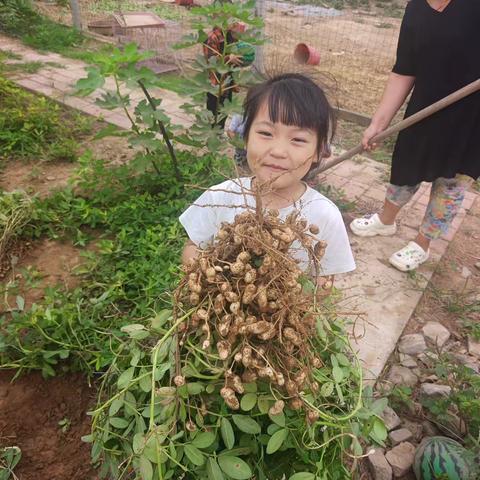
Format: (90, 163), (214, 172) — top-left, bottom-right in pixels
(243, 73), (336, 156)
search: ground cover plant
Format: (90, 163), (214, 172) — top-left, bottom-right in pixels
(0, 76), (93, 165)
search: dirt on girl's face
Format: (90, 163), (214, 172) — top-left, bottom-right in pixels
(246, 102), (318, 194)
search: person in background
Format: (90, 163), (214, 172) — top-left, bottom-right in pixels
(350, 0), (480, 272)
(226, 113), (247, 167)
(203, 22), (245, 128)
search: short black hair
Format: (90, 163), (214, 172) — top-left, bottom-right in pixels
(243, 73), (336, 164)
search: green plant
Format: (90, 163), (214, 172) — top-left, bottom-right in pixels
(0, 77), (92, 163)
(0, 446), (21, 480)
(84, 305), (387, 480)
(0, 152), (231, 377)
(75, 43), (182, 180)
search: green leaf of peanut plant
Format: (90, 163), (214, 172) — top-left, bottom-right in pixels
(221, 418), (235, 450)
(266, 428), (288, 454)
(218, 455), (252, 480)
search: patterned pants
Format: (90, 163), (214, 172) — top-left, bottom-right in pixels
(386, 174), (474, 240)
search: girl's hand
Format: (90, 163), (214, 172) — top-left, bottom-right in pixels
(362, 122), (384, 151)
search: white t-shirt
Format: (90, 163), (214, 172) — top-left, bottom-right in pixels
(179, 178), (356, 277)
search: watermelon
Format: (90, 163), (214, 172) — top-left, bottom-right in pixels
(234, 41), (255, 66)
(413, 436), (478, 480)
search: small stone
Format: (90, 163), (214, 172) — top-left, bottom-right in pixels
(46, 175), (56, 181)
(461, 266), (472, 278)
(380, 406), (402, 432)
(421, 374), (438, 383)
(398, 334), (427, 356)
(451, 353), (480, 373)
(402, 419), (423, 442)
(399, 353), (417, 368)
(388, 428), (413, 446)
(368, 448), (393, 480)
(467, 336), (480, 358)
(422, 322), (451, 348)
(385, 442), (415, 477)
(388, 365), (418, 387)
(420, 383), (451, 398)
(422, 420), (439, 437)
(475, 261), (480, 270)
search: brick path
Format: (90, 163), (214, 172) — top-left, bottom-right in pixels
(1, 34), (478, 383)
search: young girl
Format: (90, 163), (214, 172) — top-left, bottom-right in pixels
(180, 73), (355, 289)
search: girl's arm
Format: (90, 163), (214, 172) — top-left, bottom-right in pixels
(182, 240), (199, 265)
(363, 72), (415, 149)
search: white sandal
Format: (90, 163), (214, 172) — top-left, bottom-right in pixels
(350, 213), (397, 237)
(389, 241), (429, 272)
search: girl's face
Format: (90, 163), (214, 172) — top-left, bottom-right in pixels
(246, 102), (319, 192)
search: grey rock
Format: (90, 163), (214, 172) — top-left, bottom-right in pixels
(385, 442), (415, 477)
(467, 336), (480, 358)
(388, 365), (418, 387)
(388, 428), (413, 446)
(422, 322), (451, 348)
(368, 448), (393, 480)
(398, 334), (427, 355)
(402, 419), (423, 442)
(422, 420), (439, 437)
(451, 353), (480, 373)
(380, 406), (401, 432)
(420, 383), (452, 398)
(399, 353), (418, 368)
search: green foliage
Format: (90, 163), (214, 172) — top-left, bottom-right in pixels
(0, 77), (92, 163)
(86, 304), (384, 480)
(0, 446), (21, 480)
(315, 184), (356, 212)
(75, 42), (183, 179)
(0, 151), (231, 377)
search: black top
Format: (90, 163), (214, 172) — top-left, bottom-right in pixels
(390, 0), (480, 186)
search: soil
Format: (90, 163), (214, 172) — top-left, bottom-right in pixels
(0, 238), (88, 312)
(405, 198), (480, 337)
(0, 370), (97, 480)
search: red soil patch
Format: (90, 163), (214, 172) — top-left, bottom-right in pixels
(0, 370), (97, 480)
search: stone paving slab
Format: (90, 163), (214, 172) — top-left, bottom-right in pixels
(2, 34), (478, 384)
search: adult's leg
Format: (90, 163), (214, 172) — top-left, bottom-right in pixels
(379, 183), (422, 225)
(350, 182), (421, 237)
(416, 174), (474, 249)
